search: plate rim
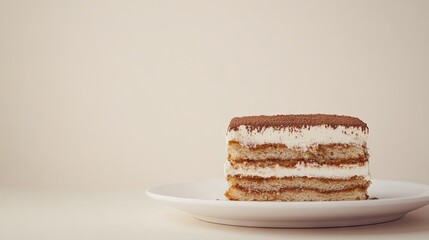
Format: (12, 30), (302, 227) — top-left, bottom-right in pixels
(146, 178), (429, 228)
(146, 178), (429, 207)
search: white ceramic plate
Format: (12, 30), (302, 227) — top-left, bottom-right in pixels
(146, 179), (429, 228)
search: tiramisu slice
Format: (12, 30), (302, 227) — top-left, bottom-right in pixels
(224, 114), (370, 201)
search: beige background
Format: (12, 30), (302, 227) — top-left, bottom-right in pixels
(2, 1), (429, 239)
(1, 0), (429, 192)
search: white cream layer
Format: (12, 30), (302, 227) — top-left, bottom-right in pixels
(224, 162), (370, 180)
(227, 125), (368, 149)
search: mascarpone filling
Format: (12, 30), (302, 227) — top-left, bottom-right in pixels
(224, 161), (370, 180)
(227, 125), (368, 149)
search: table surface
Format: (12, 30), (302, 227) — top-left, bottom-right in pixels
(1, 188), (429, 240)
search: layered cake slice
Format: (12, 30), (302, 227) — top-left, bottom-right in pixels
(224, 114), (370, 201)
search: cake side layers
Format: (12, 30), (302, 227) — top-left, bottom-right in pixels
(227, 125), (368, 149)
(225, 186), (368, 201)
(230, 159), (368, 168)
(228, 141), (368, 161)
(225, 114), (370, 201)
(226, 175), (370, 192)
(224, 161), (370, 180)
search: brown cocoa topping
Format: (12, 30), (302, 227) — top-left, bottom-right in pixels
(228, 114), (368, 132)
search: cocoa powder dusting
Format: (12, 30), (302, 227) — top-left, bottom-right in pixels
(228, 114), (368, 132)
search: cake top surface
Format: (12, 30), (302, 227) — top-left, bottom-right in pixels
(228, 114), (368, 131)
